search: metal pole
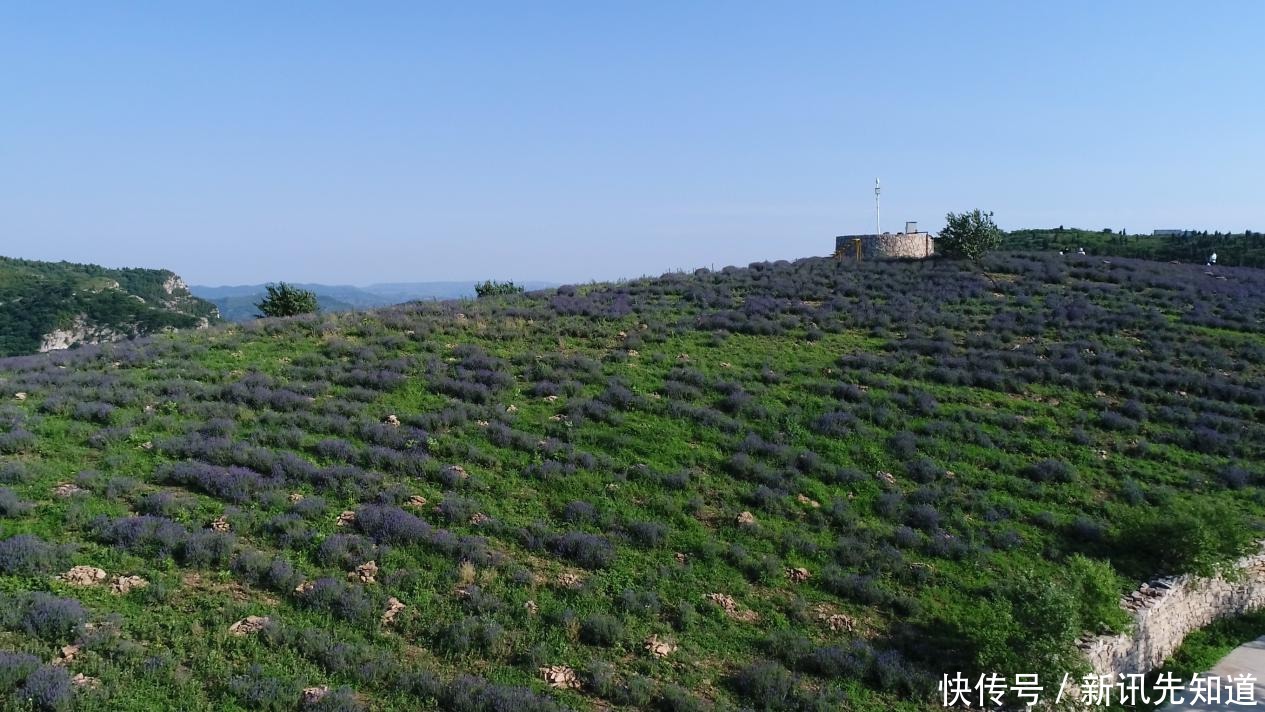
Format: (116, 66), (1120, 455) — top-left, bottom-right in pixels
(874, 178), (881, 236)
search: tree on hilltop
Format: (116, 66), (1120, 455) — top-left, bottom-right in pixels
(256, 282), (319, 318)
(938, 209), (1004, 264)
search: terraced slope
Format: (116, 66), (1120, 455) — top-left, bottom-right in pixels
(0, 253), (1262, 711)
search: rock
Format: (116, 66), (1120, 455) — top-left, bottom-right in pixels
(229, 616), (271, 636)
(540, 665), (581, 690)
(381, 597), (406, 625)
(335, 510), (356, 527)
(295, 581), (315, 595)
(796, 494), (820, 508)
(505, 404), (518, 414)
(211, 516), (231, 532)
(786, 567), (812, 583)
(13, 392), (27, 401)
(821, 613), (855, 632)
(60, 566), (108, 586)
(704, 592), (759, 622)
(405, 495), (428, 508)
(736, 511), (757, 527)
(469, 512), (490, 526)
(556, 572), (584, 589)
(53, 644), (80, 666)
(53, 483), (85, 498)
(112, 575), (148, 595)
(301, 686), (330, 706)
(442, 465), (469, 480)
(675, 552), (688, 565)
(70, 673), (101, 689)
(644, 634), (677, 658)
(288, 492), (305, 503)
(876, 471), (897, 487)
(544, 394), (559, 402)
(383, 414), (400, 427)
(350, 561), (378, 584)
(524, 600), (538, 615)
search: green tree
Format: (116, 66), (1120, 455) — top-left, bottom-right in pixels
(938, 209), (1004, 263)
(255, 282), (319, 318)
(474, 280), (524, 298)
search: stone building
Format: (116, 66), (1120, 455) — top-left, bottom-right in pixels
(835, 221), (934, 260)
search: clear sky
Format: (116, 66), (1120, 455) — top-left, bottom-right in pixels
(2, 2), (1262, 285)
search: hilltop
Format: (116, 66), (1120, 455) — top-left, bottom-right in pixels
(0, 256), (220, 356)
(1004, 227), (1265, 267)
(0, 253), (1262, 710)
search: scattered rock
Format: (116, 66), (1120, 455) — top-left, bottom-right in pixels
(13, 392), (27, 401)
(137, 441), (154, 451)
(675, 552), (688, 565)
(644, 634), (677, 658)
(736, 511), (757, 527)
(540, 665), (581, 690)
(112, 575), (148, 595)
(381, 597), (406, 625)
(796, 494), (820, 508)
(70, 673), (101, 689)
(60, 566), (107, 587)
(53, 483), (85, 498)
(821, 613), (855, 632)
(405, 495), (428, 508)
(288, 492), (305, 503)
(704, 593), (759, 622)
(383, 414), (400, 427)
(53, 644), (80, 666)
(786, 567), (812, 583)
(301, 686), (330, 706)
(876, 471), (897, 487)
(469, 512), (490, 526)
(442, 465), (469, 481)
(211, 516), (231, 532)
(556, 572), (584, 589)
(505, 404), (518, 414)
(295, 581), (315, 595)
(524, 600), (538, 615)
(229, 616), (271, 636)
(544, 394), (559, 402)
(335, 510), (356, 527)
(350, 561), (378, 584)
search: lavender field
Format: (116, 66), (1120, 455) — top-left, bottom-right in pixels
(0, 253), (1262, 710)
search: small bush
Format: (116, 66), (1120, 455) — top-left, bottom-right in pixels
(579, 613), (624, 647)
(16, 664), (73, 711)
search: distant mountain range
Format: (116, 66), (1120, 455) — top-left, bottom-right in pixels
(0, 256), (219, 356)
(190, 281), (557, 322)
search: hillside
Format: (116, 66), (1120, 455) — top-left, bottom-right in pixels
(192, 282), (558, 322)
(0, 253), (1262, 710)
(0, 256), (220, 356)
(1004, 227), (1265, 267)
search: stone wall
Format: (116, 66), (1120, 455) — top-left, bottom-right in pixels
(835, 233), (934, 260)
(1081, 550), (1265, 678)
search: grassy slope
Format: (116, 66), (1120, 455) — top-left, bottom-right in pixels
(0, 253), (1261, 710)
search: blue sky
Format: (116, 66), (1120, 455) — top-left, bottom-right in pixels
(2, 2), (1261, 285)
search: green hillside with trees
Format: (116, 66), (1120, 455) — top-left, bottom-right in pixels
(0, 256), (220, 357)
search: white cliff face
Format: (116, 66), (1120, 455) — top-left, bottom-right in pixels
(163, 274), (187, 296)
(38, 315), (124, 353)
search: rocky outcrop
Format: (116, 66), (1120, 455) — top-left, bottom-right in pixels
(1081, 549), (1265, 678)
(39, 315), (125, 352)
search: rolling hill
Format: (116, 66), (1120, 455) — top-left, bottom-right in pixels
(0, 253), (1261, 710)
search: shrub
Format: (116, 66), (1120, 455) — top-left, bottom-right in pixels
(0, 651), (40, 692)
(1111, 499), (1256, 579)
(0, 489), (32, 517)
(731, 660), (797, 710)
(15, 593), (87, 641)
(0, 535), (62, 575)
(435, 617), (505, 657)
(579, 613), (623, 646)
(1023, 459), (1075, 484)
(227, 665), (299, 711)
(16, 664), (72, 711)
(552, 531), (615, 569)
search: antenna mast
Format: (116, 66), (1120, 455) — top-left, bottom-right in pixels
(874, 178), (881, 235)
